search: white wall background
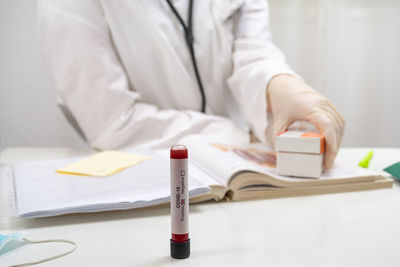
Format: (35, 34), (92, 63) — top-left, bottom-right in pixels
(0, 0), (399, 148)
(0, 0), (86, 148)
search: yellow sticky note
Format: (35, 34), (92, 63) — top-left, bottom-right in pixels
(56, 151), (152, 177)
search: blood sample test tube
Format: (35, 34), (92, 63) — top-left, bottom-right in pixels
(170, 144), (190, 259)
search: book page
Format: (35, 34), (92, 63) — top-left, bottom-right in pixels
(155, 149), (222, 187)
(13, 150), (209, 218)
(180, 135), (265, 186)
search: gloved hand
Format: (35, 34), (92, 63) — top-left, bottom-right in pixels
(266, 74), (345, 169)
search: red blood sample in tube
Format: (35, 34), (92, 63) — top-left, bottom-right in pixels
(170, 145), (190, 259)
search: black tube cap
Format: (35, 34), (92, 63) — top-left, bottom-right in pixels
(170, 239), (190, 259)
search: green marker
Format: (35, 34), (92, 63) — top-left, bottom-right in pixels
(358, 150), (373, 168)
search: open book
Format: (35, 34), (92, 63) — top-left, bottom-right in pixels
(12, 136), (392, 218)
(179, 135), (392, 202)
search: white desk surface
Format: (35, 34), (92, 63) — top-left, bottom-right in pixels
(1, 147), (400, 267)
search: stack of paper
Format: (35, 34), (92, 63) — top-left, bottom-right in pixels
(12, 151), (210, 218)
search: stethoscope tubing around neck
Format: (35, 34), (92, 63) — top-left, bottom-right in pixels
(165, 0), (206, 113)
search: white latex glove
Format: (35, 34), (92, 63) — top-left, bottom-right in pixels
(267, 74), (345, 169)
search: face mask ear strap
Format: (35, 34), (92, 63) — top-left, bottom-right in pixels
(9, 238), (77, 267)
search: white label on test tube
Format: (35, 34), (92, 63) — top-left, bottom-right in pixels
(170, 158), (189, 235)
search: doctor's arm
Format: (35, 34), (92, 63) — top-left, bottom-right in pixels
(38, 1), (232, 150)
(227, 0), (344, 168)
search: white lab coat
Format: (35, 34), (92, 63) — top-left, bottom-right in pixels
(38, 0), (296, 149)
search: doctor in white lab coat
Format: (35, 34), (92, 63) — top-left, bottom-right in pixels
(38, 0), (344, 168)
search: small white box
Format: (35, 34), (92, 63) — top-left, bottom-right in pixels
(276, 130), (324, 154)
(277, 152), (323, 178)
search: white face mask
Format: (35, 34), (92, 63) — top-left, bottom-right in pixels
(0, 232), (77, 266)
